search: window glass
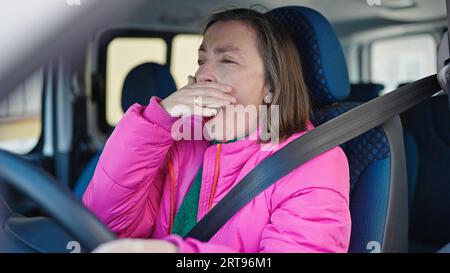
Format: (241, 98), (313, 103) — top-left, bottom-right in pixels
(106, 37), (167, 126)
(371, 34), (437, 94)
(0, 69), (43, 154)
(171, 34), (203, 88)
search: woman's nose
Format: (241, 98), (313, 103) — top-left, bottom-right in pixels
(195, 64), (217, 82)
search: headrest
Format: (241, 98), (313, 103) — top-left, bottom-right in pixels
(121, 62), (176, 112)
(267, 6), (350, 104)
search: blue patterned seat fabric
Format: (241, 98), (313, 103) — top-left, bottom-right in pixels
(268, 6), (406, 253)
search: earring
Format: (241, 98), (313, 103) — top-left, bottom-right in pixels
(264, 93), (273, 103)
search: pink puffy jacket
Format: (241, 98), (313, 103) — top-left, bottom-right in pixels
(83, 97), (351, 253)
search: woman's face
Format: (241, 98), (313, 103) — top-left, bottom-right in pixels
(196, 20), (268, 106)
(195, 20), (270, 140)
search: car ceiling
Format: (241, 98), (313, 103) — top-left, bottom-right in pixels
(0, 0), (446, 101)
(125, 0), (446, 34)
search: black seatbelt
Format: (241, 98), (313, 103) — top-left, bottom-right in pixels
(185, 74), (441, 242)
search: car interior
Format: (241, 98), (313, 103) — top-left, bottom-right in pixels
(0, 0), (449, 253)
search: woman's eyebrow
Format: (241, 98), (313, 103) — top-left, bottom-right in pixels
(214, 46), (241, 55)
(198, 44), (242, 56)
(198, 43), (207, 52)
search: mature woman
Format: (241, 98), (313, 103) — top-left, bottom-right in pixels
(84, 8), (351, 253)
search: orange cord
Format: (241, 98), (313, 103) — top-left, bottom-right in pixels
(167, 153), (175, 233)
(168, 143), (221, 233)
(208, 143), (222, 210)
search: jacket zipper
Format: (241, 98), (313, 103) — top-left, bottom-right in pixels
(167, 152), (175, 233)
(167, 143), (222, 234)
(208, 143), (222, 210)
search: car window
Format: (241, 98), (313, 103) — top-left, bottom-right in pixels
(0, 69), (43, 154)
(170, 34), (203, 88)
(106, 37), (167, 126)
(371, 34), (437, 94)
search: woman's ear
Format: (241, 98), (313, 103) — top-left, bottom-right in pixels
(264, 91), (273, 104)
(262, 81), (273, 104)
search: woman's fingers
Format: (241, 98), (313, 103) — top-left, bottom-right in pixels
(192, 95), (232, 108)
(169, 104), (218, 117)
(192, 107), (218, 117)
(187, 88), (236, 103)
(184, 77), (235, 102)
(92, 239), (178, 253)
(186, 81), (233, 93)
(161, 76), (235, 117)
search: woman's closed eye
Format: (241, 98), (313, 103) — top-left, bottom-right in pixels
(198, 59), (237, 65)
(221, 58), (236, 64)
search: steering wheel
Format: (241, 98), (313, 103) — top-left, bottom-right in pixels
(0, 150), (115, 252)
